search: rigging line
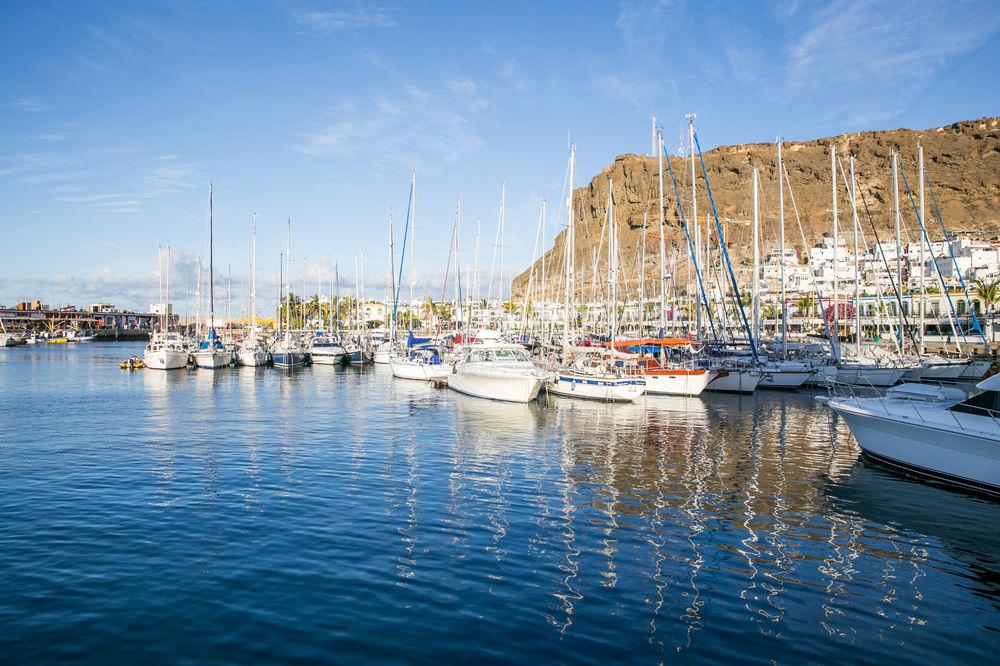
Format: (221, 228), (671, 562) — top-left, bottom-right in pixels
(694, 131), (759, 361)
(924, 172), (988, 347)
(850, 163), (920, 352)
(899, 166), (965, 344)
(662, 136), (719, 342)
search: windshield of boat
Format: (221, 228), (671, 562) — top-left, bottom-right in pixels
(949, 389), (1000, 417)
(468, 347), (529, 363)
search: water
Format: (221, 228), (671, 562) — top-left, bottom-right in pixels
(1, 342), (998, 664)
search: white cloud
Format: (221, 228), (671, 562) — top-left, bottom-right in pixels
(2, 97), (52, 113)
(286, 1), (399, 33)
(297, 80), (488, 167)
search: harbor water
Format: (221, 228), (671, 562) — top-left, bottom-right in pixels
(1, 343), (998, 663)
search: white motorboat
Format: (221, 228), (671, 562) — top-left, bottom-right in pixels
(448, 343), (550, 403)
(826, 376), (1000, 493)
(308, 333), (346, 365)
(389, 345), (452, 381)
(373, 341), (393, 365)
(548, 355), (645, 403)
(144, 332), (190, 370)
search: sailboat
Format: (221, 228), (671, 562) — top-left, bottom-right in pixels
(193, 184), (233, 369)
(548, 165), (645, 402)
(272, 221), (308, 368)
(237, 213), (268, 367)
(145, 243), (190, 370)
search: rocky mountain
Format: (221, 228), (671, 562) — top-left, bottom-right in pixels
(512, 117), (1000, 299)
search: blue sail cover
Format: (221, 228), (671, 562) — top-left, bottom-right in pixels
(407, 331), (431, 348)
(199, 328), (224, 350)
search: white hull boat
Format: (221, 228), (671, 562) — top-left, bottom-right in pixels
(637, 368), (713, 397)
(706, 368), (763, 394)
(834, 364), (905, 387)
(144, 348), (189, 370)
(193, 349), (232, 368)
(548, 372), (645, 402)
(390, 357), (452, 381)
(758, 362), (813, 390)
(448, 344), (549, 403)
(827, 379), (1000, 493)
(237, 347), (268, 367)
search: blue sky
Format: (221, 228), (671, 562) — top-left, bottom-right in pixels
(2, 0), (999, 314)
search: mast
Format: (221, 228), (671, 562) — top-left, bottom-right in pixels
(687, 114), (700, 337)
(657, 129), (666, 337)
(831, 146), (840, 358)
(285, 219), (291, 341)
(165, 244), (171, 333)
(777, 138), (787, 357)
(409, 169), (415, 332)
(250, 213), (257, 332)
(388, 209), (395, 344)
(157, 243), (163, 332)
(850, 155), (861, 357)
(918, 143), (925, 356)
(540, 198), (546, 332)
(892, 152), (903, 352)
(752, 167), (760, 342)
(208, 182), (215, 334)
(563, 145), (576, 347)
(607, 177), (617, 344)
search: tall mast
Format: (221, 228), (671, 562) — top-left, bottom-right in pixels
(250, 213), (257, 331)
(540, 198), (546, 328)
(607, 177), (617, 344)
(918, 143), (925, 356)
(388, 209), (395, 344)
(208, 182), (215, 333)
(657, 129), (666, 336)
(777, 138), (787, 357)
(831, 146), (840, 357)
(285, 219), (291, 339)
(892, 152), (903, 353)
(688, 114), (700, 337)
(165, 243), (171, 333)
(752, 167), (760, 342)
(157, 243), (163, 331)
(850, 155), (861, 357)
(409, 169), (416, 332)
(563, 145), (575, 347)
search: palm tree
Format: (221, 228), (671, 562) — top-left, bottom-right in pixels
(974, 277), (1000, 318)
(795, 294), (816, 318)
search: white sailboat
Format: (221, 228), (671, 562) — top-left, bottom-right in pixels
(389, 344), (453, 380)
(237, 212), (268, 367)
(145, 243), (190, 370)
(193, 183), (233, 369)
(272, 220), (307, 368)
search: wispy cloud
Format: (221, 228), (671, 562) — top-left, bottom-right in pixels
(285, 1), (399, 33)
(785, 0), (1000, 124)
(142, 162), (201, 198)
(297, 79), (489, 168)
(2, 97), (52, 113)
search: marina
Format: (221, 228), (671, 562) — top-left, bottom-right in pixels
(1, 341), (999, 663)
(4, 1), (1000, 662)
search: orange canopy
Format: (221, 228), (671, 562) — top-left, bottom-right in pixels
(601, 337), (696, 349)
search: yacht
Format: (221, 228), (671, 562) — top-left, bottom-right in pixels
(344, 335), (373, 365)
(448, 343), (550, 403)
(825, 377), (1000, 493)
(389, 344), (452, 381)
(309, 332), (347, 365)
(272, 334), (307, 368)
(237, 333), (268, 367)
(237, 213), (268, 368)
(548, 352), (645, 402)
(144, 331), (190, 370)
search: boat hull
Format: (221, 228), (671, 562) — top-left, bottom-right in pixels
(347, 349), (373, 365)
(834, 365), (905, 387)
(548, 374), (645, 402)
(706, 369), (762, 394)
(272, 352), (306, 368)
(389, 359), (452, 381)
(759, 369), (812, 390)
(237, 349), (268, 367)
(641, 369), (712, 396)
(310, 348), (346, 365)
(831, 402), (1000, 493)
(193, 350), (232, 368)
(143, 349), (189, 370)
(449, 370), (544, 403)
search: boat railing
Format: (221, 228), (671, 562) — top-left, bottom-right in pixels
(827, 378), (1000, 433)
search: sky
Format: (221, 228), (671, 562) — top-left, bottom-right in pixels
(2, 0), (999, 315)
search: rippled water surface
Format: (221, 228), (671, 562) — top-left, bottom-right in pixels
(1, 342), (998, 664)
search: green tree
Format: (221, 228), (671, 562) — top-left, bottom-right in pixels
(795, 294), (816, 317)
(974, 277), (1000, 317)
